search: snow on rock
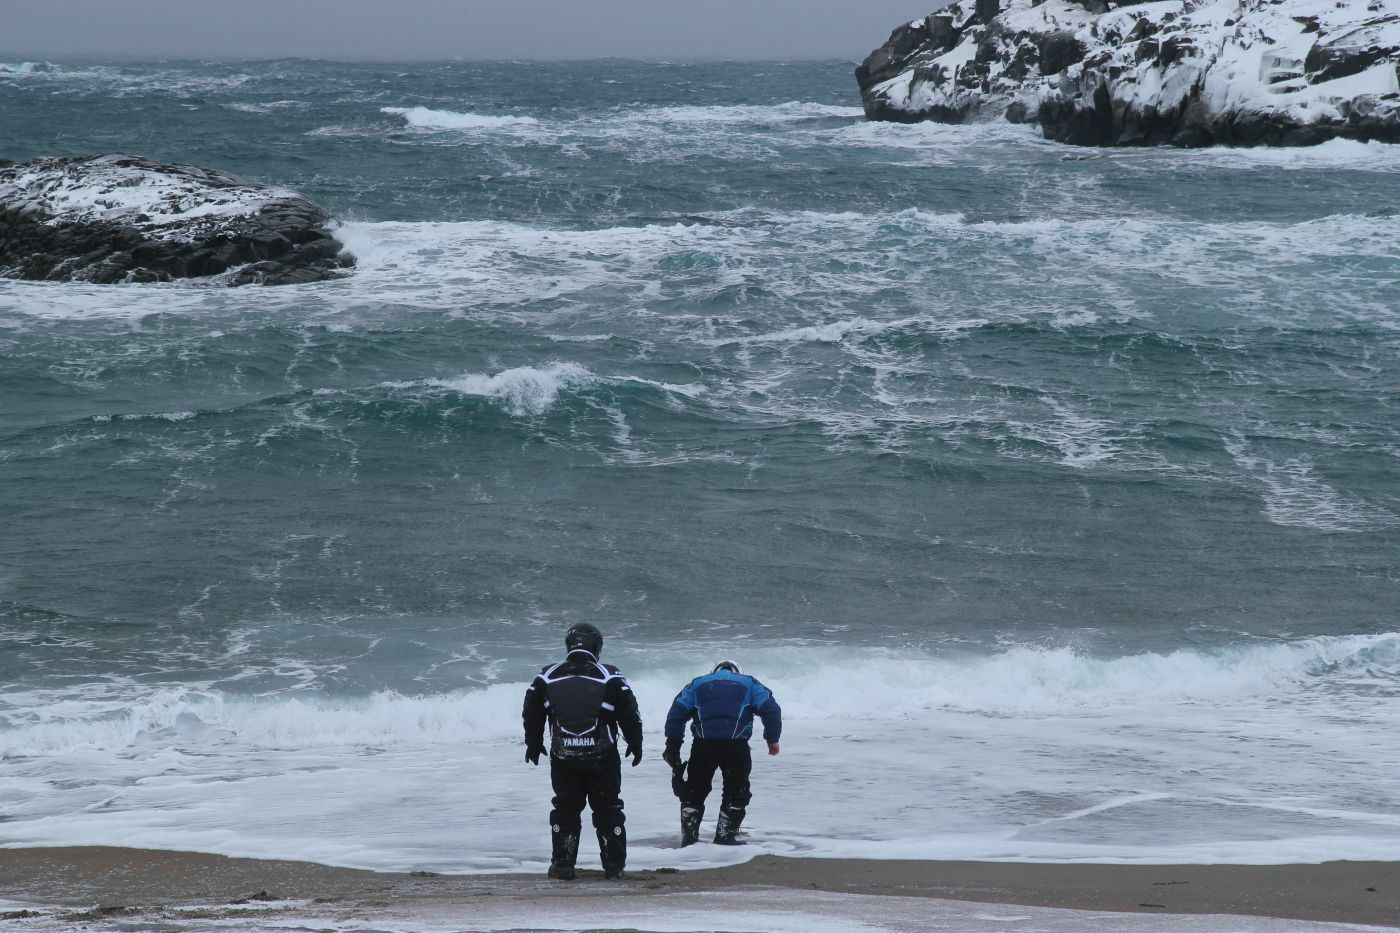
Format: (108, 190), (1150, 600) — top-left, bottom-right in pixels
(0, 155), (354, 285)
(856, 0), (1400, 146)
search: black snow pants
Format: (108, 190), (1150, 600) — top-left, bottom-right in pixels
(549, 751), (626, 871)
(682, 738), (752, 813)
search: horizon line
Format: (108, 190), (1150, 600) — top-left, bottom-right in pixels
(2, 54), (866, 65)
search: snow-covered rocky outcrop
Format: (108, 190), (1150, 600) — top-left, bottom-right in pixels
(856, 0), (1400, 146)
(0, 155), (354, 284)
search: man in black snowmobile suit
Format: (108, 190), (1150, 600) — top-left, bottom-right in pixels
(663, 659), (781, 846)
(522, 623), (642, 880)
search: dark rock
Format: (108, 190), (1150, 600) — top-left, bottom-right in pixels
(1005, 99), (1034, 123)
(855, 18), (933, 93)
(0, 155), (355, 285)
(976, 34), (1003, 65)
(927, 15), (959, 54)
(1157, 34), (1196, 68)
(1126, 16), (1159, 42)
(1003, 43), (1040, 82)
(1037, 31), (1088, 75)
(1306, 29), (1400, 83)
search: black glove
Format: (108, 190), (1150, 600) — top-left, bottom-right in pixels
(525, 743), (545, 766)
(662, 741), (683, 769)
(625, 744), (642, 767)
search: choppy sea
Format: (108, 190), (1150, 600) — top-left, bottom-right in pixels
(1, 59), (1398, 873)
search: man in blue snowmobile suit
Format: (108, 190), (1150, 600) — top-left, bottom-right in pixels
(523, 623), (642, 880)
(662, 660), (781, 846)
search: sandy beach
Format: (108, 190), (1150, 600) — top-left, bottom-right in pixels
(0, 847), (1396, 931)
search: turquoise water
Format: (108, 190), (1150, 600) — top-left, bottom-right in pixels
(1, 60), (1399, 869)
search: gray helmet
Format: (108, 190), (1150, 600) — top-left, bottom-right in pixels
(713, 659), (742, 674)
(565, 623), (603, 657)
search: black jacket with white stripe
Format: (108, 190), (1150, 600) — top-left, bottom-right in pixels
(523, 649), (643, 762)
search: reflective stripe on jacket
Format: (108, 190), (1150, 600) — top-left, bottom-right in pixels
(523, 649), (642, 760)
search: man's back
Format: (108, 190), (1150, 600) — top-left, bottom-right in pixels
(666, 668), (780, 742)
(526, 651), (640, 761)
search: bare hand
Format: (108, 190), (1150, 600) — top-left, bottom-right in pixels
(767, 742), (780, 757)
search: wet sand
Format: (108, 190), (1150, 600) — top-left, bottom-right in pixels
(0, 847), (1397, 929)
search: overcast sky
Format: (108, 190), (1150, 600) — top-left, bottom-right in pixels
(4, 1), (937, 61)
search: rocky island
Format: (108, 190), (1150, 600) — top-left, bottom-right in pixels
(856, 0), (1400, 146)
(0, 155), (354, 284)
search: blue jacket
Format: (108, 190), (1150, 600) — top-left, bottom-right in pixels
(664, 670), (782, 743)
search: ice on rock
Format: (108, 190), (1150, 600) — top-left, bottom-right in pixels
(856, 0), (1400, 147)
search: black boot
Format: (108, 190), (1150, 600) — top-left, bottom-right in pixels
(598, 822), (627, 879)
(714, 806), (746, 845)
(680, 804), (703, 847)
(548, 824), (579, 880)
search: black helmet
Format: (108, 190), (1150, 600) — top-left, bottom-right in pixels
(565, 623), (603, 657)
(713, 659), (741, 674)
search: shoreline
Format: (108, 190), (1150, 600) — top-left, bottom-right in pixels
(0, 847), (1397, 929)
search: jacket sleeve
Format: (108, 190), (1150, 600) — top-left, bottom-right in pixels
(522, 672), (548, 749)
(607, 671), (644, 751)
(751, 678), (782, 743)
(664, 681), (697, 741)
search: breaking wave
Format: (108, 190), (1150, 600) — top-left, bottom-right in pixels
(0, 61), (58, 77)
(381, 363), (598, 417)
(382, 363), (703, 417)
(382, 106), (540, 131)
(621, 101), (864, 125)
(5, 634), (1397, 755)
(780, 634), (1400, 718)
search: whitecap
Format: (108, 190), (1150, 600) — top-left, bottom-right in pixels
(1170, 137), (1400, 174)
(622, 101), (864, 125)
(118, 410), (197, 423)
(382, 363), (703, 417)
(381, 106), (539, 131)
(417, 362), (594, 416)
(0, 61), (57, 77)
(226, 100), (310, 114)
(1225, 435), (1399, 532)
